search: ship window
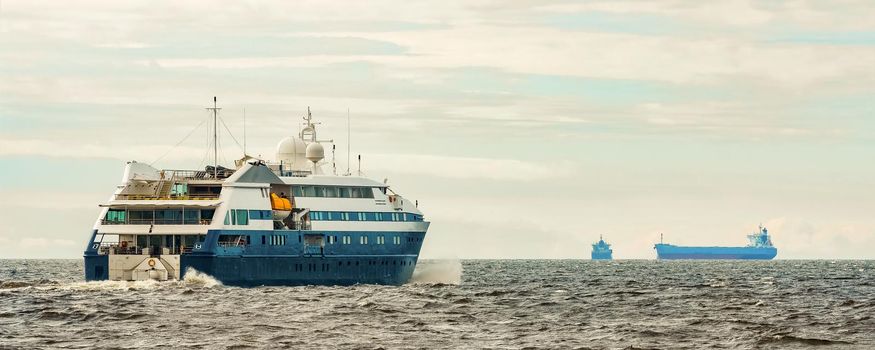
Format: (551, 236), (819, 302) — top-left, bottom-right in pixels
(171, 183), (188, 196)
(328, 212), (340, 220)
(314, 186), (325, 197)
(105, 209), (126, 224)
(218, 235), (248, 246)
(351, 187), (363, 198)
(324, 186), (337, 197)
(183, 209), (199, 224)
(341, 212), (350, 221)
(362, 188), (375, 199)
(154, 209), (183, 225)
(249, 210), (271, 220)
(302, 186), (316, 197)
(269, 235), (286, 246)
(235, 209), (249, 225)
(224, 211), (231, 225)
(380, 212), (393, 221)
(292, 186), (303, 197)
(128, 210), (153, 224)
(201, 209), (215, 221)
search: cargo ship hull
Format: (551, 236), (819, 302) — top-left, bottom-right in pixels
(655, 244), (776, 260)
(591, 252), (612, 260)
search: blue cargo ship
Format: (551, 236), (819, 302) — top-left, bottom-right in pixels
(654, 225), (776, 260)
(84, 104), (428, 286)
(591, 235), (613, 260)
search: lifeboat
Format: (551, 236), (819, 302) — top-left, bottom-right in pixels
(270, 193), (292, 220)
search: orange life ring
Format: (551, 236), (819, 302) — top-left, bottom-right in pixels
(147, 259), (156, 267)
(120, 241), (128, 248)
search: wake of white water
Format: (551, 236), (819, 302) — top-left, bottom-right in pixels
(182, 267), (223, 288)
(410, 259), (463, 284)
(4, 268), (224, 291)
(60, 279), (163, 291)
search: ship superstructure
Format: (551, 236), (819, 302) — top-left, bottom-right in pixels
(591, 235), (613, 260)
(654, 225), (777, 260)
(84, 103), (429, 286)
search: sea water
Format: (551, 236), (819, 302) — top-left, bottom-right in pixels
(1, 259), (873, 349)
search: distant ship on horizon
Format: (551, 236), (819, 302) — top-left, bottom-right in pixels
(654, 225), (777, 260)
(591, 235), (613, 260)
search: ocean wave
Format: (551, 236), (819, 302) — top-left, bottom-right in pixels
(410, 259), (462, 285)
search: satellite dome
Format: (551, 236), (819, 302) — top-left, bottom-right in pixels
(276, 137), (306, 156)
(276, 137), (308, 168)
(305, 142), (325, 163)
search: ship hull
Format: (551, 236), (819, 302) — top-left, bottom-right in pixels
(591, 252), (612, 260)
(180, 254), (417, 287)
(655, 244), (776, 260)
(85, 229), (426, 286)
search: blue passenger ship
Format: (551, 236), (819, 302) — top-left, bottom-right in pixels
(654, 225), (776, 260)
(84, 104), (429, 286)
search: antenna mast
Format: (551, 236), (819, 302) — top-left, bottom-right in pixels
(346, 108), (351, 176)
(243, 107), (247, 155)
(206, 97), (222, 178)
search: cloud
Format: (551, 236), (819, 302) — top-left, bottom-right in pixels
(0, 138), (207, 164)
(367, 153), (574, 181)
(0, 191), (105, 210)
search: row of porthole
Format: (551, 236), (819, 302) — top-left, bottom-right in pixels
(337, 260), (413, 266)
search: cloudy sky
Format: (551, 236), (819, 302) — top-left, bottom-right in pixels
(1, 1), (873, 259)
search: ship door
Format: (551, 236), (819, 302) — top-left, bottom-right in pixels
(303, 234), (324, 257)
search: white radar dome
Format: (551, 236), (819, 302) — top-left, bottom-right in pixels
(276, 137), (307, 166)
(305, 142), (325, 163)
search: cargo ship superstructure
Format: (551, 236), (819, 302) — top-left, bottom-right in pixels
(654, 225), (777, 260)
(591, 235), (613, 260)
(84, 104), (429, 286)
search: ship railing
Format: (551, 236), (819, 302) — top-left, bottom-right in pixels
(266, 163), (312, 177)
(101, 218), (213, 225)
(114, 193), (220, 200)
(98, 244), (144, 255)
(160, 169), (235, 181)
(276, 170), (312, 177)
(285, 221), (311, 230)
(98, 243), (196, 255)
